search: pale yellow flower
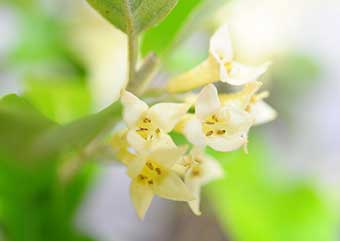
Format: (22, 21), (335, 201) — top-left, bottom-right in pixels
(177, 147), (224, 215)
(219, 81), (277, 125)
(127, 144), (194, 219)
(168, 25), (270, 93)
(182, 84), (254, 152)
(121, 90), (190, 150)
(172, 147), (224, 215)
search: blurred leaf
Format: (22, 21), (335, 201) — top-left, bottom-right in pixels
(86, 0), (178, 35)
(24, 78), (92, 124)
(30, 101), (122, 161)
(206, 138), (339, 241)
(141, 0), (203, 56)
(0, 154), (97, 241)
(0, 94), (121, 164)
(0, 94), (56, 164)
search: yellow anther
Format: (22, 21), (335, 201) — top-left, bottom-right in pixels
(143, 118), (151, 123)
(155, 128), (160, 134)
(146, 162), (154, 170)
(155, 167), (161, 175)
(217, 129), (226, 135)
(205, 121), (215, 125)
(191, 166), (201, 177)
(212, 115), (219, 122)
(205, 130), (214, 136)
(148, 180), (154, 185)
(139, 175), (146, 180)
(137, 127), (148, 131)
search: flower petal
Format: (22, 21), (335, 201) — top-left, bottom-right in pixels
(184, 176), (202, 216)
(167, 57), (220, 93)
(130, 179), (154, 219)
(199, 156), (224, 185)
(127, 130), (146, 153)
(220, 81), (263, 109)
(153, 171), (194, 201)
(148, 103), (190, 133)
(183, 117), (206, 147)
(209, 24), (234, 63)
(121, 90), (148, 127)
(127, 155), (147, 178)
(223, 107), (254, 133)
(150, 146), (187, 169)
(196, 84), (221, 120)
(250, 100), (277, 125)
(206, 134), (247, 152)
(221, 61), (271, 86)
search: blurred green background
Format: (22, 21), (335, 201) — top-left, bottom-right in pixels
(0, 0), (340, 241)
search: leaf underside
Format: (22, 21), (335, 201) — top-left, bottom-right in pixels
(86, 0), (178, 34)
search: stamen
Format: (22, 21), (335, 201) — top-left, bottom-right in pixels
(148, 180), (154, 185)
(155, 167), (161, 175)
(217, 129), (226, 135)
(212, 115), (219, 122)
(155, 128), (160, 134)
(146, 162), (154, 170)
(137, 127), (148, 131)
(139, 175), (146, 180)
(205, 121), (215, 125)
(143, 118), (151, 123)
(191, 169), (201, 177)
(205, 130), (214, 136)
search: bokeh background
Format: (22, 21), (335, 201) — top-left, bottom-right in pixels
(0, 0), (340, 241)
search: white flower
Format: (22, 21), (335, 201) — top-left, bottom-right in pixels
(210, 25), (271, 86)
(121, 90), (190, 150)
(220, 81), (277, 125)
(127, 144), (194, 219)
(175, 147), (224, 215)
(183, 84), (254, 152)
(167, 25), (270, 93)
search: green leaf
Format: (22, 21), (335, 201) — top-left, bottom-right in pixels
(0, 94), (121, 164)
(86, 0), (178, 35)
(0, 94), (56, 164)
(30, 102), (122, 160)
(0, 153), (97, 241)
(24, 78), (92, 124)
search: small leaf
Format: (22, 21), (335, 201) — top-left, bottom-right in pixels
(0, 94), (122, 164)
(24, 78), (92, 124)
(86, 0), (179, 35)
(0, 94), (56, 163)
(30, 102), (122, 160)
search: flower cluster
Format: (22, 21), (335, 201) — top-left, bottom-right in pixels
(112, 25), (276, 219)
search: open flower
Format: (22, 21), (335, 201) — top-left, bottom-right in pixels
(182, 84), (254, 152)
(219, 81), (277, 125)
(127, 143), (194, 219)
(168, 25), (270, 93)
(121, 90), (190, 150)
(174, 147), (224, 215)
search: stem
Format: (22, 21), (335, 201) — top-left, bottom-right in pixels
(127, 33), (138, 83)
